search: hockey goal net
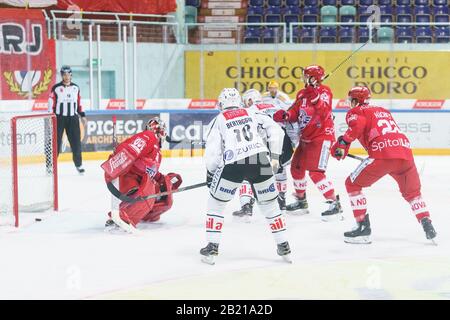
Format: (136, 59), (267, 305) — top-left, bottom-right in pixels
(0, 113), (58, 227)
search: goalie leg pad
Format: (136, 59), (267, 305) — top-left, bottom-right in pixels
(119, 174), (156, 226)
(142, 174), (177, 222)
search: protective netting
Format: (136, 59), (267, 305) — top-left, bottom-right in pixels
(0, 114), (57, 226)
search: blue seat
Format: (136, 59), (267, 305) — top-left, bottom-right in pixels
(247, 14), (263, 23)
(433, 0), (449, 5)
(380, 14), (393, 23)
(416, 15), (431, 23)
(435, 26), (450, 43)
(295, 28), (316, 43)
(303, 6), (319, 15)
(186, 0), (200, 7)
(397, 15), (413, 23)
(247, 6), (264, 15)
(286, 0), (300, 6)
(268, 0), (282, 6)
(265, 6), (282, 15)
(262, 27), (283, 43)
(320, 27), (337, 43)
(244, 28), (261, 43)
(302, 14), (319, 28)
(435, 14), (449, 23)
(358, 27), (370, 42)
(379, 6), (393, 15)
(284, 6), (301, 15)
(415, 6), (431, 15)
(304, 0), (319, 5)
(338, 26), (355, 43)
(265, 14), (282, 24)
(396, 0), (412, 5)
(415, 27), (433, 43)
(396, 26), (413, 43)
(322, 0), (337, 5)
(378, 0), (391, 4)
(414, 0), (429, 5)
(341, 15), (356, 23)
(396, 6), (413, 15)
(434, 6), (449, 15)
(284, 14), (300, 27)
(249, 0), (264, 6)
(340, 0), (356, 4)
(359, 14), (371, 23)
(358, 0), (374, 5)
(358, 6), (370, 15)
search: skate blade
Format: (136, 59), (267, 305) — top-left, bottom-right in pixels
(201, 255), (216, 265)
(111, 210), (140, 235)
(344, 236), (372, 244)
(429, 238), (438, 246)
(232, 215), (252, 223)
(321, 213), (344, 222)
(281, 254), (293, 264)
(287, 209), (310, 216)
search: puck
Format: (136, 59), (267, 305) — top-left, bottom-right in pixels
(35, 218), (42, 222)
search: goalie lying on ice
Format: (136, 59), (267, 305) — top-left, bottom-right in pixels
(101, 117), (182, 231)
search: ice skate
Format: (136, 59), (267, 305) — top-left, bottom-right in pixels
(104, 218), (123, 233)
(200, 242), (219, 265)
(277, 192), (287, 214)
(344, 214), (372, 244)
(286, 194), (309, 215)
(110, 210), (139, 234)
(421, 217), (437, 245)
(76, 165), (85, 175)
(321, 195), (344, 222)
(232, 198), (254, 223)
(277, 241), (292, 263)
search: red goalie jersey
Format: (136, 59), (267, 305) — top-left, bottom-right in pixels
(342, 105), (413, 160)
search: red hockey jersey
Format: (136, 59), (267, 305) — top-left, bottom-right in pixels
(115, 130), (162, 178)
(343, 104), (413, 160)
(286, 84), (335, 142)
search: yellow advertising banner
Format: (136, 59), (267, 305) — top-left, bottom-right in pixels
(185, 50), (450, 99)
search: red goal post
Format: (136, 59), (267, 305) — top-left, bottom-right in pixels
(0, 113), (58, 227)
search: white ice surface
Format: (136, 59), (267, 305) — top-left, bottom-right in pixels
(0, 156), (449, 300)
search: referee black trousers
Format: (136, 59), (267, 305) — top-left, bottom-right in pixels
(56, 115), (82, 167)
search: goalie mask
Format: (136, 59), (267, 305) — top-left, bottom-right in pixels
(146, 117), (167, 141)
(217, 88), (242, 110)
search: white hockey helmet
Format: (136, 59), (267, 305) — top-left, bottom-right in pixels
(242, 88), (262, 108)
(217, 88), (242, 110)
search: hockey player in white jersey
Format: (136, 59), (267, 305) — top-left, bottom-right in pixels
(262, 80), (291, 110)
(200, 88), (292, 265)
(232, 89), (295, 221)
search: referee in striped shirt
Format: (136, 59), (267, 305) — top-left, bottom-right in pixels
(48, 65), (87, 174)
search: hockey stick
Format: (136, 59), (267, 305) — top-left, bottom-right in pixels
(347, 153), (364, 161)
(107, 181), (207, 204)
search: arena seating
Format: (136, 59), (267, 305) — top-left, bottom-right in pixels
(240, 0), (450, 43)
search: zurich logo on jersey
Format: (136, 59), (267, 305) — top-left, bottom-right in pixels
(224, 150), (234, 161)
(257, 183), (276, 195)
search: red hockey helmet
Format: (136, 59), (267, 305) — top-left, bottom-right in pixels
(348, 86), (371, 106)
(303, 65), (325, 85)
(146, 117), (167, 141)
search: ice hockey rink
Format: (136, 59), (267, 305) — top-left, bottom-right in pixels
(0, 155), (448, 300)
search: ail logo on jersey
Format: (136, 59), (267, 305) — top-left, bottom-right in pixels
(206, 217), (223, 231)
(256, 104), (274, 110)
(270, 216), (286, 232)
(223, 108), (248, 120)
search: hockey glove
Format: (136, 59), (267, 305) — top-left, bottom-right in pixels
(331, 136), (351, 160)
(273, 110), (288, 123)
(206, 170), (214, 188)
